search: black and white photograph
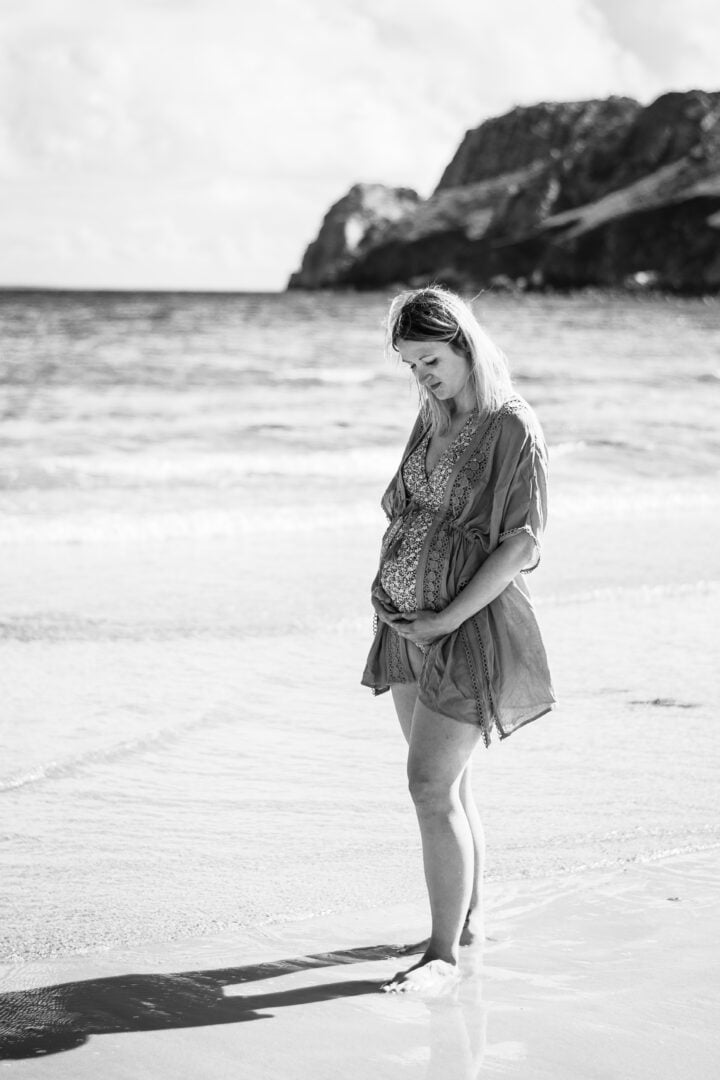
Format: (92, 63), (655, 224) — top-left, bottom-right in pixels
(1, 0), (719, 1075)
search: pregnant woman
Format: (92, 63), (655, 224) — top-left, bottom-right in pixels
(362, 286), (555, 993)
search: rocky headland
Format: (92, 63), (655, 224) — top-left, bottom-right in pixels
(288, 90), (720, 293)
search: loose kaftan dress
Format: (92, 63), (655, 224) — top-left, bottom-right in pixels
(361, 395), (555, 747)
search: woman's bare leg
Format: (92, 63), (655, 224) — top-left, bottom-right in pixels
(384, 699), (483, 991)
(459, 763), (485, 945)
(391, 680), (486, 953)
(390, 682), (417, 744)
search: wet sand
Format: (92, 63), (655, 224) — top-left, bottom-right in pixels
(1, 849), (718, 1078)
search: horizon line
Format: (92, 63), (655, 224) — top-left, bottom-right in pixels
(0, 285), (288, 296)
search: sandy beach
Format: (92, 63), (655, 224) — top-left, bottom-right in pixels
(1, 849), (718, 1077)
(1, 516), (719, 1075)
(2, 290), (719, 1075)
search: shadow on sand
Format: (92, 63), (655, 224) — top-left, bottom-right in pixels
(0, 943), (404, 1059)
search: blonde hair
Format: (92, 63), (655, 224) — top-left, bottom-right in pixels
(386, 286), (513, 434)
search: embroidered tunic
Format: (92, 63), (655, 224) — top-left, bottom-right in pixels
(361, 395), (555, 746)
(380, 412), (478, 614)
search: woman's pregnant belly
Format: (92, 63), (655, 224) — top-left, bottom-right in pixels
(379, 507), (434, 613)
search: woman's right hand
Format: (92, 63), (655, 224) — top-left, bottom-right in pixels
(371, 583), (402, 626)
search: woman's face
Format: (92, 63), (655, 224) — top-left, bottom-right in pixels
(397, 338), (471, 402)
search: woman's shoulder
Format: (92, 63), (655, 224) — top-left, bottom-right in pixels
(491, 394), (544, 444)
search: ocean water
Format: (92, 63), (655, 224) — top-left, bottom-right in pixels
(1, 288), (719, 961)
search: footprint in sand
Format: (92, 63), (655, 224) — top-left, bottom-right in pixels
(629, 697), (699, 709)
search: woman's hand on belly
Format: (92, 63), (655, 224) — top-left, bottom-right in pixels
(371, 583), (403, 625)
(385, 609), (452, 648)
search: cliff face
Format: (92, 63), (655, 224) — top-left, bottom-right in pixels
(435, 97), (640, 192)
(287, 183), (420, 288)
(288, 91), (720, 293)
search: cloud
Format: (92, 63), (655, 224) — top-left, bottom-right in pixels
(0, 0), (716, 288)
(589, 0), (720, 88)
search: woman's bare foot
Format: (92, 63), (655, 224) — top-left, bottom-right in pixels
(381, 954), (460, 995)
(459, 909), (485, 947)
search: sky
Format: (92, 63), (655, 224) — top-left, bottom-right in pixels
(1, 0), (718, 290)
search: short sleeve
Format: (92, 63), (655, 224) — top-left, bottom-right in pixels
(495, 407), (548, 574)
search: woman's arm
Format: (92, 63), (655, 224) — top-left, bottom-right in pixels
(386, 531), (535, 647)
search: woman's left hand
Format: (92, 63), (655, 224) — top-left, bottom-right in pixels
(385, 609), (453, 648)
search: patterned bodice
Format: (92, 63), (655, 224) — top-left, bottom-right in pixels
(380, 413), (479, 613)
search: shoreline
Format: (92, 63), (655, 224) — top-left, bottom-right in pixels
(2, 849), (718, 1077)
(2, 518), (719, 964)
(4, 839), (717, 968)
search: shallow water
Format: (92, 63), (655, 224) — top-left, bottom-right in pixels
(1, 289), (719, 960)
